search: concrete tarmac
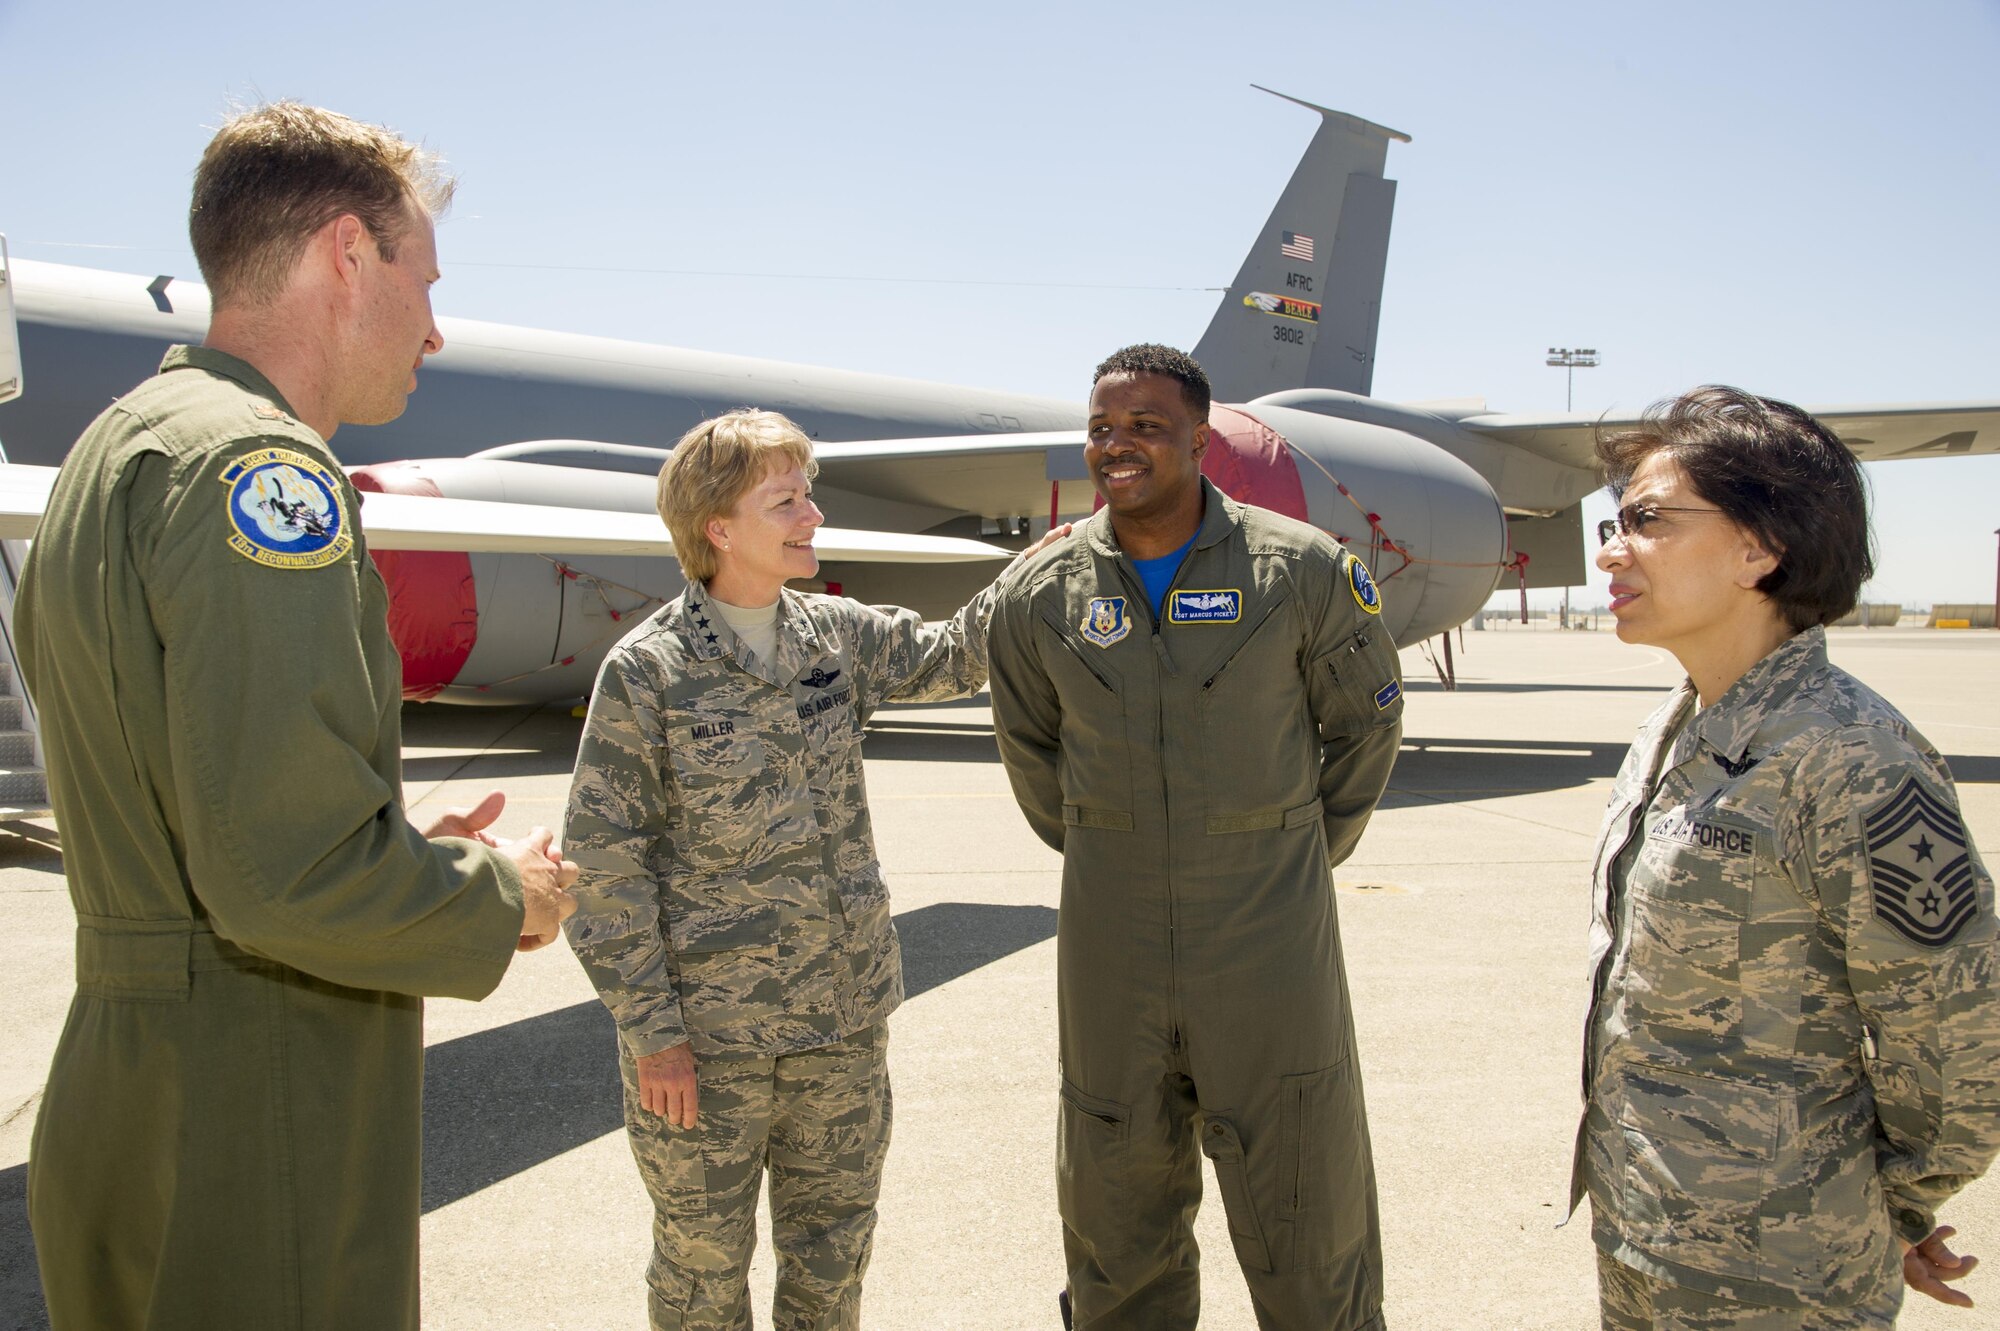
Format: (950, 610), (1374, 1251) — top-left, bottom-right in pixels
(2, 626), (1996, 1330)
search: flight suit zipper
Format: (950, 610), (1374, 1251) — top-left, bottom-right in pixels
(1114, 545), (1190, 1047)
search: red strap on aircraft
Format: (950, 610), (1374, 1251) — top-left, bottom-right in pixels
(349, 464), (480, 700)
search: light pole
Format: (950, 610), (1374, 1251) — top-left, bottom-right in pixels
(1546, 346), (1600, 412)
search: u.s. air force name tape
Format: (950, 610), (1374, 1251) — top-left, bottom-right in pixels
(219, 447), (352, 570)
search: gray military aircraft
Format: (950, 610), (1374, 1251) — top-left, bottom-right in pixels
(1, 89), (1994, 703)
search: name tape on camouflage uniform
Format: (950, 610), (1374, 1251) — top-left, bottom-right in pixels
(1866, 774), (1978, 947)
(219, 447), (352, 570)
(1349, 558), (1382, 615)
(1167, 589), (1241, 623)
(1081, 597), (1130, 648)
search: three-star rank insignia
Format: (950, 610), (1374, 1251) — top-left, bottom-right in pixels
(1348, 557), (1382, 615)
(1865, 774), (1977, 947)
(1080, 597), (1130, 648)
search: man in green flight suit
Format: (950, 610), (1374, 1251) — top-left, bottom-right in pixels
(988, 344), (1405, 1330)
(17, 102), (578, 1331)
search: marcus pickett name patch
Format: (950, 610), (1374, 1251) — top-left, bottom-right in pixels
(1168, 589), (1241, 623)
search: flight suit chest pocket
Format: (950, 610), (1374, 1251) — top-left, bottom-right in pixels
(1198, 598), (1312, 812)
(1037, 611), (1134, 818)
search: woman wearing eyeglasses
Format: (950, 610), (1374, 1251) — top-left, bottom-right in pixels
(1571, 385), (2000, 1329)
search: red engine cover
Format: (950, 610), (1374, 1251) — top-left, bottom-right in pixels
(1090, 405), (1310, 522)
(1201, 405), (1310, 522)
(349, 463), (479, 700)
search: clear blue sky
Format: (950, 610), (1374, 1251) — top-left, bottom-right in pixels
(3, 0), (1994, 609)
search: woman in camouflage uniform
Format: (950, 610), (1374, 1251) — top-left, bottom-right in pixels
(562, 409), (1062, 1331)
(1574, 386), (1999, 1328)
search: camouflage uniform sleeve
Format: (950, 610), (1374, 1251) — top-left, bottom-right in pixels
(563, 647), (689, 1056)
(1303, 546), (1404, 867)
(852, 570), (1007, 710)
(1793, 728), (2000, 1244)
(986, 580), (1067, 852)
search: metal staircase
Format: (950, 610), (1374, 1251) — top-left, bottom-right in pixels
(0, 532), (45, 815)
(0, 239), (49, 815)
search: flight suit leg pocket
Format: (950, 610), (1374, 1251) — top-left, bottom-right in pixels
(1282, 1059), (1370, 1270)
(1058, 1080), (1137, 1258)
(1199, 1116), (1274, 1273)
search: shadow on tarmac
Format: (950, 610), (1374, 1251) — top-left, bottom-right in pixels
(1387, 736), (1630, 795)
(1388, 736), (2000, 794)
(862, 722), (1003, 764)
(418, 901), (1056, 1214)
(0, 906), (1060, 1318)
(0, 1162), (46, 1331)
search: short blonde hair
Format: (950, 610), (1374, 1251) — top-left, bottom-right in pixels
(657, 410), (818, 584)
(192, 101), (455, 309)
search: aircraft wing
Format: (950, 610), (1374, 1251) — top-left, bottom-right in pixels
(1456, 401), (2000, 470)
(0, 463), (1013, 562)
(811, 430), (1088, 514)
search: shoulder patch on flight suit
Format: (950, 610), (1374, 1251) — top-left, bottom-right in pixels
(1167, 589), (1240, 623)
(1080, 597), (1130, 648)
(1865, 774), (1977, 946)
(218, 447), (353, 570)
(1348, 558), (1382, 615)
(1373, 680), (1401, 710)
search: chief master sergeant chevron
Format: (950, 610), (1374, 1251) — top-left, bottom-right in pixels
(15, 102), (577, 1331)
(988, 343), (1405, 1330)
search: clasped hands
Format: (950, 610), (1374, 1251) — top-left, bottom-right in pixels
(1904, 1224), (1979, 1308)
(423, 790), (580, 951)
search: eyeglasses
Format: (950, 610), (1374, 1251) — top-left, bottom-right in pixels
(1596, 503), (1726, 546)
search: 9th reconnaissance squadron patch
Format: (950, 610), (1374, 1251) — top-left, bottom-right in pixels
(220, 447), (352, 570)
(1348, 557), (1382, 615)
(1865, 773), (1978, 946)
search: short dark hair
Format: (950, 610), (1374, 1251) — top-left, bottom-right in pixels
(191, 102), (455, 309)
(1092, 343), (1211, 419)
(1595, 385), (1874, 631)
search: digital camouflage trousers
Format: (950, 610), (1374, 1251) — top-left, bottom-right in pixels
(622, 1022), (891, 1331)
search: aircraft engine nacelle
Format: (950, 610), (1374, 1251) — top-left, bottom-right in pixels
(1205, 403), (1509, 645)
(350, 458), (684, 705)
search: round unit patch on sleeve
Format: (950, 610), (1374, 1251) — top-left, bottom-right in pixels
(219, 447), (353, 570)
(1348, 556), (1382, 615)
(1865, 773), (1978, 947)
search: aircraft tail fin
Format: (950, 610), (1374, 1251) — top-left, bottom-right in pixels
(1192, 90), (1408, 403)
